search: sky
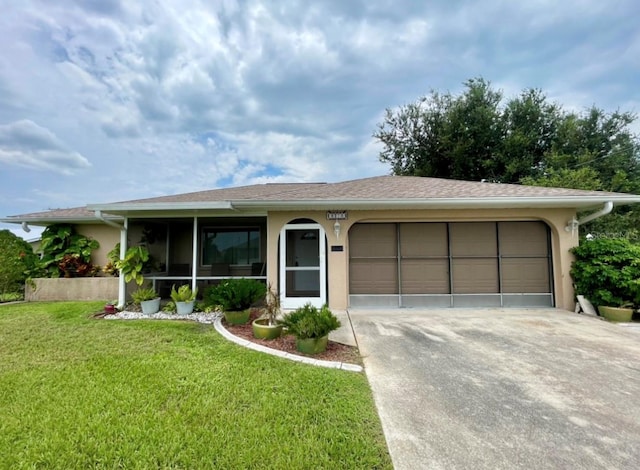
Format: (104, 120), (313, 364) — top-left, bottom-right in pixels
(1, 0), (639, 240)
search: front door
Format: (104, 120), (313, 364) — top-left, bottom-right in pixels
(279, 223), (326, 309)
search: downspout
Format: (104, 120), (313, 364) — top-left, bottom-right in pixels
(565, 201), (613, 234)
(577, 201), (614, 226)
(94, 210), (127, 308)
(94, 210), (123, 229)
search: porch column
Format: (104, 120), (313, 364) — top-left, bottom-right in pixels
(191, 216), (198, 292)
(117, 217), (128, 309)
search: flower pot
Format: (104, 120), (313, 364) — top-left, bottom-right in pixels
(140, 297), (161, 315)
(224, 309), (251, 325)
(296, 335), (329, 355)
(175, 300), (195, 315)
(598, 306), (634, 323)
(104, 304), (116, 314)
(252, 318), (283, 340)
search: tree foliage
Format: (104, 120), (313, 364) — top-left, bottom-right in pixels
(0, 230), (39, 295)
(375, 77), (640, 238)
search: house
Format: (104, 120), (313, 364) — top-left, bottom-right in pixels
(4, 175), (640, 311)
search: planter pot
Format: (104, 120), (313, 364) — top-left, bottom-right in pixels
(598, 306), (634, 323)
(140, 297), (161, 315)
(104, 304), (116, 314)
(252, 318), (283, 340)
(296, 335), (329, 355)
(224, 309), (251, 325)
(175, 300), (195, 315)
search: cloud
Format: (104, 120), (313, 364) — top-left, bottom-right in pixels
(0, 0), (638, 223)
(0, 120), (91, 175)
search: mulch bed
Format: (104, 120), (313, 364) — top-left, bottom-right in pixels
(224, 309), (363, 366)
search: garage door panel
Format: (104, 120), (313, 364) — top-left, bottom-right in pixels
(400, 223), (447, 257)
(400, 259), (449, 294)
(450, 223), (497, 256)
(502, 258), (550, 293)
(499, 222), (548, 256)
(349, 221), (552, 308)
(452, 258), (499, 293)
(350, 259), (398, 294)
(349, 223), (396, 258)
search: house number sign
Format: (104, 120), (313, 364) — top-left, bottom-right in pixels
(326, 210), (348, 220)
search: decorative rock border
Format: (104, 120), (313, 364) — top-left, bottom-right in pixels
(104, 310), (363, 372)
(213, 317), (363, 372)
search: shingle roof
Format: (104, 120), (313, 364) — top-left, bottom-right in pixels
(2, 206), (96, 221)
(114, 182), (327, 204)
(5, 175), (640, 223)
(256, 176), (626, 200)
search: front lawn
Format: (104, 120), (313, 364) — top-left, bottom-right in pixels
(0, 302), (391, 469)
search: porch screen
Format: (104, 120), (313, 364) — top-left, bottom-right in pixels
(202, 228), (260, 265)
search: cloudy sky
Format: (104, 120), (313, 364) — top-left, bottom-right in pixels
(1, 0), (639, 239)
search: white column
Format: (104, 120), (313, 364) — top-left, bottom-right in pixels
(117, 217), (128, 308)
(191, 216), (198, 292)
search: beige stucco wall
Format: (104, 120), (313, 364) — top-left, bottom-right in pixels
(76, 224), (120, 269)
(26, 277), (119, 301)
(266, 208), (579, 311)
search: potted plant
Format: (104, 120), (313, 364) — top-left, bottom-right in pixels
(205, 278), (267, 325)
(131, 286), (160, 315)
(104, 300), (117, 314)
(280, 303), (341, 354)
(170, 284), (198, 315)
(571, 238), (640, 322)
(252, 285), (283, 340)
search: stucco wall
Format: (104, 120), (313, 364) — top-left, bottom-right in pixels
(26, 277), (119, 301)
(76, 224), (120, 268)
(267, 208), (578, 311)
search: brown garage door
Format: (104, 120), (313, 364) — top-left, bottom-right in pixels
(349, 221), (552, 308)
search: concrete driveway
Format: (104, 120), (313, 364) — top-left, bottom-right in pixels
(349, 309), (640, 470)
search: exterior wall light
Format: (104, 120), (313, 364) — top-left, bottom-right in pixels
(333, 220), (341, 240)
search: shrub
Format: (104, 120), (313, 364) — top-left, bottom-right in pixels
(36, 224), (99, 278)
(204, 278), (266, 312)
(115, 246), (150, 286)
(280, 303), (341, 340)
(570, 238), (640, 307)
(0, 230), (39, 295)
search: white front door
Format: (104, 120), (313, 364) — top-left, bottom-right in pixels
(279, 223), (326, 309)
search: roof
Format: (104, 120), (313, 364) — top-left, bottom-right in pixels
(4, 175), (640, 224)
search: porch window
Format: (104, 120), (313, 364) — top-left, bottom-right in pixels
(202, 228), (260, 265)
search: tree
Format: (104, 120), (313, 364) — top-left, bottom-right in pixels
(0, 230), (39, 295)
(374, 78), (640, 239)
(374, 78), (639, 190)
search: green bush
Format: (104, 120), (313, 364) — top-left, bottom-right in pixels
(204, 278), (266, 311)
(0, 230), (39, 295)
(35, 224), (99, 278)
(280, 303), (341, 340)
(570, 238), (640, 307)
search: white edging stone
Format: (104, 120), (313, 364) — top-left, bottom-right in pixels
(213, 317), (363, 373)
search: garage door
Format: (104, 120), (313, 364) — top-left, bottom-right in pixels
(349, 221), (553, 308)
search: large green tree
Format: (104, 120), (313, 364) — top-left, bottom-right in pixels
(374, 78), (640, 238)
(0, 230), (39, 295)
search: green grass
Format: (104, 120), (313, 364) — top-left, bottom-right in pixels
(0, 302), (391, 469)
(0, 292), (22, 302)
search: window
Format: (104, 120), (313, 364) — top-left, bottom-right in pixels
(202, 228), (260, 265)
